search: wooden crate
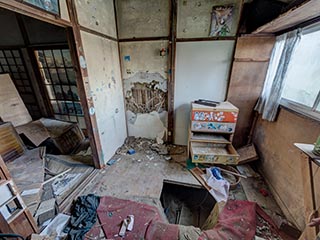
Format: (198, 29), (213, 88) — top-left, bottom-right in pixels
(41, 118), (85, 154)
(190, 142), (239, 165)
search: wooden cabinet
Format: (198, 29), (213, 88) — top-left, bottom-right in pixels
(0, 155), (37, 237)
(188, 101), (240, 165)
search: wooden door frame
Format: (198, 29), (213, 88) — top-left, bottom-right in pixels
(0, 0), (103, 168)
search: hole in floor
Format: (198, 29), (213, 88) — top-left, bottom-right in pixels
(160, 182), (216, 228)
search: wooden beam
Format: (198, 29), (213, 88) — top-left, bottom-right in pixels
(167, 0), (177, 143)
(0, 0), (71, 28)
(80, 26), (118, 42)
(253, 0), (320, 34)
(176, 36), (236, 42)
(119, 36), (170, 42)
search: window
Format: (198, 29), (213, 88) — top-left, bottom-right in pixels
(35, 49), (86, 129)
(281, 24), (320, 118)
(0, 49), (42, 119)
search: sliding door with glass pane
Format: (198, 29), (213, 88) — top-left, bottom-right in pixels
(34, 48), (86, 129)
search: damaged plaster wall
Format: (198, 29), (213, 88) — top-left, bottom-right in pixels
(75, 0), (117, 38)
(177, 0), (241, 38)
(116, 0), (170, 39)
(81, 31), (127, 163)
(174, 41), (235, 145)
(120, 41), (169, 140)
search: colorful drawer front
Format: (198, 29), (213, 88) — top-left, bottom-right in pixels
(190, 142), (239, 165)
(191, 121), (236, 133)
(191, 110), (238, 123)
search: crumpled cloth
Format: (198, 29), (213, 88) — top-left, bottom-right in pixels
(205, 168), (230, 202)
(64, 194), (100, 240)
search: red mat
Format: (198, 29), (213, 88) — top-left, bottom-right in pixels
(199, 200), (257, 240)
(96, 196), (179, 239)
(96, 197), (280, 240)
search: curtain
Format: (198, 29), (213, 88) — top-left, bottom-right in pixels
(255, 29), (301, 121)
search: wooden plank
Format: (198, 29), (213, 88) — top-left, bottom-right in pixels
(0, 74), (32, 127)
(6, 148), (44, 190)
(237, 144), (259, 164)
(295, 143), (320, 161)
(234, 36), (276, 60)
(300, 153), (317, 239)
(253, 0), (320, 34)
(16, 120), (50, 147)
(0, 122), (25, 162)
(189, 167), (211, 191)
(227, 36), (275, 146)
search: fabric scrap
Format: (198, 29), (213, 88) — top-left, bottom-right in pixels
(97, 196), (179, 240)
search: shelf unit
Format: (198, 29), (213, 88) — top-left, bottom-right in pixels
(0, 155), (37, 236)
(188, 101), (240, 165)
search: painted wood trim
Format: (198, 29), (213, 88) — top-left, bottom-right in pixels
(0, 0), (71, 27)
(79, 26), (118, 42)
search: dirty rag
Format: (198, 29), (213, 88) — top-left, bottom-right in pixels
(205, 167), (230, 202)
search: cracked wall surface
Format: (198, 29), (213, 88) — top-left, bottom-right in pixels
(120, 41), (169, 140)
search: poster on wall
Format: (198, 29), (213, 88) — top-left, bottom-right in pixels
(209, 5), (234, 37)
(24, 0), (59, 15)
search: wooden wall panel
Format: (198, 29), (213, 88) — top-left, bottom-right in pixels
(253, 108), (320, 230)
(227, 36), (275, 147)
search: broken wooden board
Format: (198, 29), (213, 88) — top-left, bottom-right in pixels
(40, 118), (85, 154)
(237, 144), (259, 164)
(0, 122), (25, 162)
(189, 167), (211, 191)
(6, 148), (44, 215)
(16, 120), (50, 147)
(0, 74), (32, 127)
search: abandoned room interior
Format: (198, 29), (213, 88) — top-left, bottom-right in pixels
(0, 0), (319, 239)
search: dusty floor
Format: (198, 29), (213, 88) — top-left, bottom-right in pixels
(80, 137), (201, 199)
(40, 137), (295, 240)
